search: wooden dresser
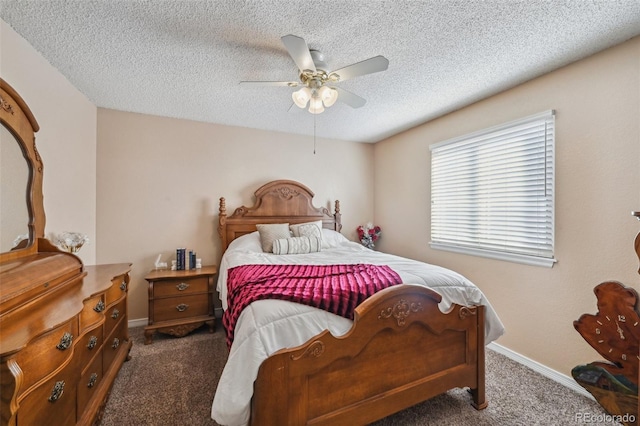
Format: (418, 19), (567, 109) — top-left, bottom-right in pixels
(143, 265), (217, 344)
(0, 261), (132, 425)
(0, 79), (132, 425)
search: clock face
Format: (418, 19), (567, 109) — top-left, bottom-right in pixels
(574, 281), (640, 383)
(592, 313), (639, 364)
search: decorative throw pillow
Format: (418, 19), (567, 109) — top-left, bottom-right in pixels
(321, 229), (349, 248)
(290, 221), (323, 247)
(256, 223), (291, 253)
(272, 236), (322, 255)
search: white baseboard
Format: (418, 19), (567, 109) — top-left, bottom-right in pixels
(487, 342), (594, 400)
(128, 317), (148, 328)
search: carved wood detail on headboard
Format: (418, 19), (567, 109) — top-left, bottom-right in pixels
(218, 180), (342, 251)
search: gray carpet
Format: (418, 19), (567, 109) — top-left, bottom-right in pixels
(100, 326), (614, 426)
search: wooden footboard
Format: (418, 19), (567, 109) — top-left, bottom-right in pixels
(250, 284), (486, 426)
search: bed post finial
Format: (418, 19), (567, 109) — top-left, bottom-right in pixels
(218, 197), (227, 243)
(220, 197), (226, 215)
(334, 200), (342, 232)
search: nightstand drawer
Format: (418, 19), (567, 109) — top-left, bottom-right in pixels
(153, 294), (209, 322)
(154, 277), (208, 298)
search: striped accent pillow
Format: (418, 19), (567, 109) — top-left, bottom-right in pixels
(272, 236), (322, 255)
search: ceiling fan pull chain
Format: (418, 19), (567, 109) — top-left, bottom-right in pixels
(313, 114), (317, 155)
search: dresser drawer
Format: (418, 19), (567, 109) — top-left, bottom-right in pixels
(14, 319), (78, 397)
(76, 325), (103, 368)
(104, 298), (126, 338)
(103, 316), (128, 374)
(154, 276), (208, 298)
(77, 348), (103, 418)
(105, 273), (129, 305)
(79, 294), (105, 332)
(153, 294), (209, 322)
(17, 356), (79, 426)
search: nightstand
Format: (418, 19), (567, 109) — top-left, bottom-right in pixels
(143, 265), (217, 344)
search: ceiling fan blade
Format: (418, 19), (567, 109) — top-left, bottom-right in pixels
(329, 55), (389, 82)
(281, 34), (316, 73)
(239, 81), (299, 87)
(333, 86), (366, 108)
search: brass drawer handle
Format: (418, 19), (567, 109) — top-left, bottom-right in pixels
(120, 280), (127, 291)
(176, 282), (189, 291)
(56, 332), (73, 351)
(48, 381), (65, 402)
(87, 335), (98, 350)
(111, 309), (120, 320)
(94, 300), (105, 313)
(176, 303), (189, 312)
(112, 338), (120, 349)
(88, 373), (98, 388)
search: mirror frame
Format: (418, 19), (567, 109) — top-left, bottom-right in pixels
(0, 78), (44, 263)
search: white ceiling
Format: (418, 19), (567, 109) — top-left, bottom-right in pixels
(2, 1), (640, 143)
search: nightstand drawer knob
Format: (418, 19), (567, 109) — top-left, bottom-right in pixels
(111, 309), (120, 320)
(120, 280), (127, 291)
(94, 300), (105, 312)
(176, 282), (189, 291)
(56, 332), (73, 351)
(112, 338), (120, 349)
(176, 303), (189, 312)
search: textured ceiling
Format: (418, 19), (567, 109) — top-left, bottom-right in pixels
(2, 1), (640, 143)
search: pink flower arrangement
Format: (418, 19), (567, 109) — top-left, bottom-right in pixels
(357, 223), (381, 249)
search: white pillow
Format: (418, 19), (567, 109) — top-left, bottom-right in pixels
(256, 223), (291, 253)
(227, 231), (262, 253)
(272, 236), (322, 255)
(290, 221), (323, 247)
(321, 229), (349, 248)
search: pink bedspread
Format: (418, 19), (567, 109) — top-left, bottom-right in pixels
(223, 264), (402, 348)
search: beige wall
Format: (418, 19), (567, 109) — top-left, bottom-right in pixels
(96, 109), (374, 320)
(374, 36), (640, 377)
(1, 20), (98, 264)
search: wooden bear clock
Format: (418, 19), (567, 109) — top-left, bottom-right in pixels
(573, 213), (640, 426)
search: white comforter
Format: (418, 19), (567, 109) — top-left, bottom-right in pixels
(211, 231), (505, 426)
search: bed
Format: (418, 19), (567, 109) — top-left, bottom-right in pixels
(211, 180), (504, 426)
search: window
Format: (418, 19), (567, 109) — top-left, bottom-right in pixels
(430, 110), (556, 267)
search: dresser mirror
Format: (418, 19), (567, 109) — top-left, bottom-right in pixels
(1, 124), (30, 252)
(0, 78), (45, 264)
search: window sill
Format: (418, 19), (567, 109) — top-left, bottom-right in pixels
(429, 242), (556, 268)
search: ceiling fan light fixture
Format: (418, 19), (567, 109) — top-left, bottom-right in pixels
(243, 35), (388, 114)
(292, 87), (312, 108)
(308, 96), (325, 114)
(319, 86), (338, 107)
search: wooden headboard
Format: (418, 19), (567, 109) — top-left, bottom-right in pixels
(218, 180), (342, 251)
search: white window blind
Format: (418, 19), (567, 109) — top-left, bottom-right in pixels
(430, 110), (556, 267)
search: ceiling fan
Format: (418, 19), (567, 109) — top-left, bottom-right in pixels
(240, 34), (389, 114)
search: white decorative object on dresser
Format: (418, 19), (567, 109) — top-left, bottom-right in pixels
(0, 79), (132, 425)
